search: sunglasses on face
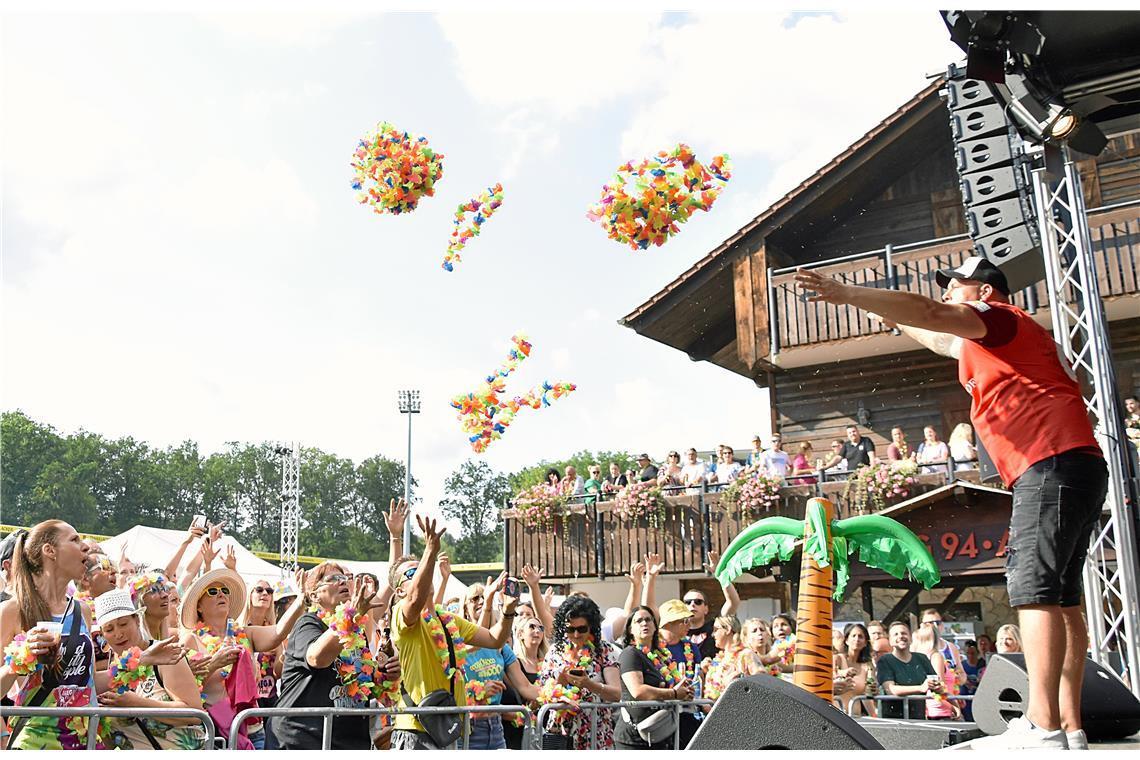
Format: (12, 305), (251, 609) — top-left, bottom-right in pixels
(565, 624), (591, 634)
(402, 566), (418, 581)
(252, 586), (273, 595)
(685, 598), (706, 606)
(632, 617), (654, 626)
(143, 582), (169, 596)
(320, 574), (349, 586)
(205, 585), (231, 597)
(526, 623), (546, 633)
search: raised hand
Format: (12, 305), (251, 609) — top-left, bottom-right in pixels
(521, 564), (541, 588)
(542, 586), (554, 606)
(186, 520), (206, 542)
(199, 539), (218, 568)
(141, 635), (185, 667)
(646, 553), (665, 578)
(384, 498), (409, 538)
(793, 267), (850, 305)
(625, 560), (646, 584)
(702, 550), (720, 576)
(208, 521), (225, 544)
(293, 567), (307, 597)
(438, 554), (452, 579)
(222, 545), (237, 571)
(351, 574), (381, 615)
(415, 515), (446, 554)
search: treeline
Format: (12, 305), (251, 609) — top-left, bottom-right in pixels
(1, 410), (413, 561)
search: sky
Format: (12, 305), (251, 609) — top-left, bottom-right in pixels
(2, 5), (968, 522)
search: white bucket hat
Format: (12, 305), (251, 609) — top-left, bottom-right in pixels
(94, 588), (144, 628)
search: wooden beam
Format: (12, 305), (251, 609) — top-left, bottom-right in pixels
(935, 586), (966, 615)
(683, 319), (737, 362)
(733, 252), (757, 370)
(882, 585), (922, 624)
(862, 583), (875, 620)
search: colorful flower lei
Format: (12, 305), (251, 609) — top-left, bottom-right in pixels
(350, 121), (444, 216)
(537, 638), (597, 725)
(3, 633), (41, 676)
(773, 634), (796, 666)
(641, 645), (685, 689)
(442, 183), (504, 272)
(465, 678), (491, 705)
(109, 646), (155, 694)
(423, 606), (467, 680)
(192, 618), (252, 681)
(315, 603), (398, 704)
(130, 571), (170, 603)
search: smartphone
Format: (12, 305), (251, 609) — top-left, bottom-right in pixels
(504, 577), (520, 597)
(567, 668), (586, 677)
(192, 514), (207, 530)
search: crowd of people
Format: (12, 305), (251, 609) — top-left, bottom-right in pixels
(2, 516), (1020, 751)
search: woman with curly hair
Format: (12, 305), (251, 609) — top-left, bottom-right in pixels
(536, 595), (620, 749)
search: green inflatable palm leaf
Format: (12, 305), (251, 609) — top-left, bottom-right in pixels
(831, 536), (850, 601)
(715, 516), (802, 586)
(833, 515), (941, 590)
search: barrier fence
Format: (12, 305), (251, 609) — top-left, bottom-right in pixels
(535, 699), (714, 750)
(846, 694), (975, 719)
(1, 706), (216, 750)
(229, 704), (533, 750)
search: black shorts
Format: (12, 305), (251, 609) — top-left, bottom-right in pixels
(1006, 450), (1108, 607)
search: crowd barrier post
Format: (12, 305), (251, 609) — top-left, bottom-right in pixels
(534, 698), (713, 750)
(228, 703), (532, 750)
(846, 694), (974, 719)
(0, 706), (215, 750)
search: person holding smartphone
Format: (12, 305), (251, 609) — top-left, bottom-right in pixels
(875, 621), (940, 719)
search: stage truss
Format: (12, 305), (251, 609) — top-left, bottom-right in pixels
(278, 441), (301, 574)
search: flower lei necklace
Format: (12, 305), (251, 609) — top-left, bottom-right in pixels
(193, 618), (252, 681)
(108, 647), (155, 694)
(3, 634), (41, 676)
(422, 605), (467, 679)
(640, 644), (685, 688)
(315, 602), (398, 704)
(537, 638), (597, 718)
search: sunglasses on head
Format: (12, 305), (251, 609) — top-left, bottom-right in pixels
(565, 624), (591, 634)
(205, 585), (231, 597)
(252, 586), (273, 595)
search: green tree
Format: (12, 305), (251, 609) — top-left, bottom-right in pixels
(440, 459), (510, 563)
(508, 449), (637, 492)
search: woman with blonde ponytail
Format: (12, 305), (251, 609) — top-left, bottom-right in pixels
(0, 521), (183, 749)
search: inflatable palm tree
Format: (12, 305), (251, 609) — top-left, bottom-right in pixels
(715, 497), (940, 703)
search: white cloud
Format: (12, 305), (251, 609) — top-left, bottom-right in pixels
(434, 12), (663, 117)
(196, 13), (359, 46)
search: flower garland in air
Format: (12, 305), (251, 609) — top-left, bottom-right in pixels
(315, 603), (397, 703)
(442, 183), (504, 272)
(3, 634), (41, 676)
(586, 143), (732, 250)
(423, 606), (467, 679)
(109, 647), (155, 694)
(350, 121), (444, 215)
(450, 334), (577, 453)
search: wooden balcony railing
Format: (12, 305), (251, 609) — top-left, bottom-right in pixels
(503, 473), (961, 580)
(766, 202), (1140, 354)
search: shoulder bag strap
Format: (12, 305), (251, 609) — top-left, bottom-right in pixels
(400, 610), (460, 706)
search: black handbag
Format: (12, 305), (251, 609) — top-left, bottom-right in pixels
(400, 619), (462, 748)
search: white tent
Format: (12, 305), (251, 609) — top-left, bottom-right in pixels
(100, 525), (285, 590)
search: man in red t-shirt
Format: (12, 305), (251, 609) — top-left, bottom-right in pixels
(796, 257), (1107, 750)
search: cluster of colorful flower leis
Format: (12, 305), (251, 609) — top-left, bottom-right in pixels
(192, 618), (252, 682)
(450, 334), (577, 453)
(315, 602), (398, 704)
(703, 644), (743, 700)
(464, 678), (491, 705)
(423, 606), (467, 680)
(3, 633), (41, 676)
(931, 668), (959, 705)
(641, 645), (685, 689)
(537, 639), (596, 724)
(350, 121), (444, 215)
(442, 183), (504, 272)
(109, 646), (155, 694)
(586, 143), (732, 250)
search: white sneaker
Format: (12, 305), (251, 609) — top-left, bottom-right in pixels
(1066, 730), (1089, 750)
(973, 716), (1068, 750)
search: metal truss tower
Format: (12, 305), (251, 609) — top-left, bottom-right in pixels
(1031, 145), (1140, 696)
(277, 441), (302, 575)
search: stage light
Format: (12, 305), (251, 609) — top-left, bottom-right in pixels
(1048, 111), (1078, 139)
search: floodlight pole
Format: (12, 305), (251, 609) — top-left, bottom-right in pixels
(398, 391), (422, 549)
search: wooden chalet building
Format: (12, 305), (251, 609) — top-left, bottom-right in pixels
(503, 77), (1140, 628)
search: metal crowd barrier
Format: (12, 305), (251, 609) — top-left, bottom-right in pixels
(231, 703), (533, 750)
(535, 699), (714, 750)
(846, 694), (974, 719)
(1, 706), (216, 750)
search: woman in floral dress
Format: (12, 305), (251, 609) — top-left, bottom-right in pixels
(536, 596), (621, 749)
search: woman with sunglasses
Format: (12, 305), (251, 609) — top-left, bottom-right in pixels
(131, 570), (176, 644)
(505, 612), (549, 748)
(77, 552), (118, 670)
(702, 615), (744, 702)
(536, 595), (621, 749)
(238, 579), (284, 750)
(655, 452), (684, 489)
(274, 562), (397, 749)
(180, 566), (305, 750)
(616, 605), (692, 750)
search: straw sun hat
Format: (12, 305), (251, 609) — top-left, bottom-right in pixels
(179, 568), (246, 629)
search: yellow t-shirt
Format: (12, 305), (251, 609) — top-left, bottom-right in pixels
(392, 601), (479, 733)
